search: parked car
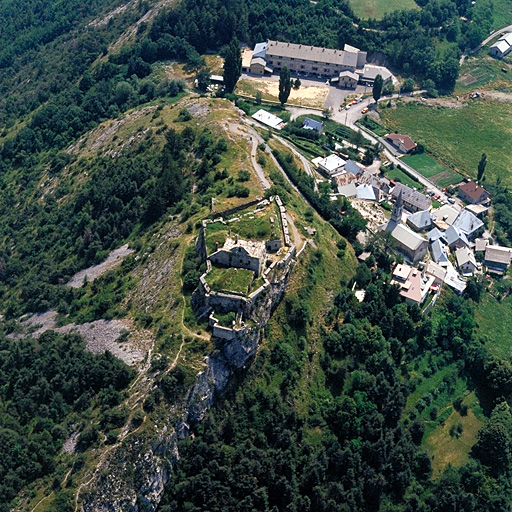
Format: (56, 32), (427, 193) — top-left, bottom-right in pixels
(361, 107), (369, 114)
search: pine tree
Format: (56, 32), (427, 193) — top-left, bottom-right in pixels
(373, 74), (383, 105)
(223, 38), (241, 93)
(279, 66), (292, 106)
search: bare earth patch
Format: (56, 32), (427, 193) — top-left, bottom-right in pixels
(237, 78), (329, 108)
(67, 244), (135, 288)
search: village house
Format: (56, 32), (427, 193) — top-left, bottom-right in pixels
(314, 154), (346, 176)
(425, 261), (447, 285)
(407, 210), (434, 232)
(455, 246), (478, 276)
(432, 204), (459, 230)
(442, 225), (470, 249)
(336, 70), (359, 89)
(385, 133), (417, 153)
(390, 263), (435, 306)
(252, 109), (285, 130)
(489, 32), (512, 59)
(451, 209), (484, 240)
(391, 183), (431, 212)
(458, 181), (490, 205)
(430, 238), (449, 266)
(385, 192), (428, 263)
(484, 245), (512, 274)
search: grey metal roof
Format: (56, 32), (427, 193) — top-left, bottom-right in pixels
(452, 209), (484, 237)
(485, 245), (512, 264)
(443, 225), (470, 247)
(338, 183), (357, 198)
(456, 247), (477, 268)
(302, 117), (323, 131)
(391, 223), (426, 251)
(253, 42), (268, 59)
(428, 227), (444, 242)
(356, 184), (377, 201)
(407, 210), (433, 231)
(345, 159), (364, 175)
(339, 70), (359, 80)
(391, 183), (431, 211)
(267, 40), (347, 66)
(430, 239), (449, 265)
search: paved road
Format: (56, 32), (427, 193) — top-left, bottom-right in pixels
(273, 134), (319, 191)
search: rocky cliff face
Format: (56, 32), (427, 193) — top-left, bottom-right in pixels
(78, 258), (295, 512)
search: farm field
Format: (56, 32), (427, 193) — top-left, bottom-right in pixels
(402, 153), (462, 187)
(384, 166), (422, 188)
(380, 101), (512, 186)
(348, 0), (418, 19)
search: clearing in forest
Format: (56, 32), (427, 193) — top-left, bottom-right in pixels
(349, 0), (418, 19)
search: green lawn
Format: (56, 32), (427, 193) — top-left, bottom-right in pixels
(475, 293), (512, 359)
(205, 266), (255, 294)
(380, 101), (512, 186)
(481, 0), (512, 29)
(384, 166), (422, 189)
(402, 153), (462, 187)
(348, 0), (418, 19)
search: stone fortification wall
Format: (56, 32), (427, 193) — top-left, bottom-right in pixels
(212, 197), (262, 219)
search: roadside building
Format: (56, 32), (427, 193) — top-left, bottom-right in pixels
(252, 109), (285, 130)
(314, 154), (346, 176)
(336, 70), (359, 88)
(385, 133), (417, 153)
(263, 40), (366, 77)
(359, 65), (393, 86)
(484, 245), (512, 274)
(458, 181), (490, 204)
(427, 227), (444, 242)
(391, 183), (431, 212)
(455, 247), (478, 276)
(465, 203), (489, 218)
(489, 32), (512, 59)
(302, 117), (323, 132)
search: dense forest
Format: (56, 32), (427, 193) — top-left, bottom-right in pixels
(159, 252), (512, 511)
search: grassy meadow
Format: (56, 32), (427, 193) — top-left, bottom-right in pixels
(380, 101), (512, 186)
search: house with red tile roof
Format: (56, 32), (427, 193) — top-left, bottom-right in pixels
(385, 133), (417, 153)
(458, 181), (490, 205)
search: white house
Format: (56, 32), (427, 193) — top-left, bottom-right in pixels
(490, 32), (512, 59)
(314, 154), (346, 176)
